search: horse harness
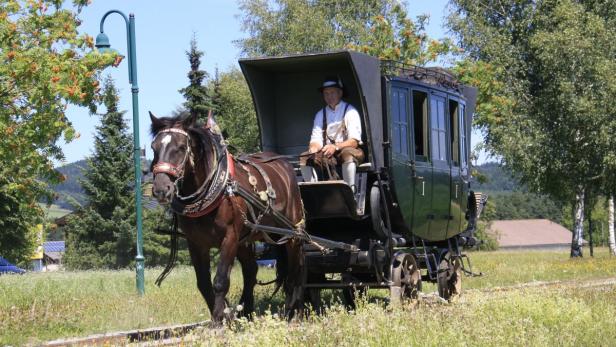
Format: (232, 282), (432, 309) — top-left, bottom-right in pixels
(152, 126), (306, 241)
(152, 127), (232, 218)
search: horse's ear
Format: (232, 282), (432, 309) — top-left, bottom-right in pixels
(182, 112), (198, 128)
(149, 111), (163, 133)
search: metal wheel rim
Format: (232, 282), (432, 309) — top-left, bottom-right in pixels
(391, 253), (421, 302)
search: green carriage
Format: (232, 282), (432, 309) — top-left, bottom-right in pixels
(239, 50), (486, 303)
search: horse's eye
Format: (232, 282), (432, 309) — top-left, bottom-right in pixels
(179, 145), (187, 152)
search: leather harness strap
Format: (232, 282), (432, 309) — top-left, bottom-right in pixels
(322, 103), (350, 146)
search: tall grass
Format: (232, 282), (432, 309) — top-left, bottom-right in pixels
(1, 248), (615, 345)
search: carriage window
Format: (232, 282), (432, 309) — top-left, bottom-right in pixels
(391, 87), (409, 157)
(449, 99), (460, 166)
(459, 104), (467, 168)
(412, 91), (428, 160)
(430, 95), (447, 162)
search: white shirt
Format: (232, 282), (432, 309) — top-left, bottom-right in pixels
(309, 101), (363, 147)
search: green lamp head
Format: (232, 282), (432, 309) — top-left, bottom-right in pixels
(95, 32), (112, 53)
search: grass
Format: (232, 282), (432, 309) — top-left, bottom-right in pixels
(1, 248), (615, 346)
(38, 203), (72, 220)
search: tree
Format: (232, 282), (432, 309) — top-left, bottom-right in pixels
(64, 77), (135, 269)
(210, 68), (260, 153)
(0, 1), (114, 264)
(609, 197), (616, 255)
(448, 0), (616, 257)
(237, 0), (453, 64)
(179, 35), (213, 122)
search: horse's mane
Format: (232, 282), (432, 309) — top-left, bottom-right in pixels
(149, 112), (195, 136)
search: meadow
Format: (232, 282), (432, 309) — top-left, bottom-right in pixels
(1, 248), (615, 346)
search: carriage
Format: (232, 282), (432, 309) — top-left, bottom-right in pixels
(238, 50), (488, 304)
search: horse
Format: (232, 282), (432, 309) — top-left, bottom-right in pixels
(148, 111), (306, 323)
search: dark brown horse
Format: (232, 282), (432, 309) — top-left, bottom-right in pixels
(149, 112), (305, 323)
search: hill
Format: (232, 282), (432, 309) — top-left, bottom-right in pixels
(472, 162), (564, 223)
(51, 160), (86, 209)
(472, 162), (521, 193)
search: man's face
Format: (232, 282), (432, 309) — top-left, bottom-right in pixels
(323, 87), (343, 108)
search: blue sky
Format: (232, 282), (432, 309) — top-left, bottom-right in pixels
(61, 0), (475, 165)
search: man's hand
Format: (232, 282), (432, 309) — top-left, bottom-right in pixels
(309, 143), (321, 154)
(321, 144), (338, 157)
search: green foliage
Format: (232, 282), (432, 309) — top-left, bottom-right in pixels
(63, 77), (135, 269)
(210, 68), (260, 153)
(483, 192), (564, 223)
(50, 160), (86, 209)
(473, 162), (520, 192)
(179, 35), (213, 122)
(141, 206), (191, 267)
(474, 221), (499, 251)
(448, 0), (616, 256)
(237, 0), (453, 65)
(0, 1), (114, 263)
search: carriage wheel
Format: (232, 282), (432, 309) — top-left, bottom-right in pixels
(389, 253), (421, 305)
(437, 257), (462, 300)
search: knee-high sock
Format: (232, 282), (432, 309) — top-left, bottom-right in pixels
(300, 166), (317, 182)
(342, 161), (356, 190)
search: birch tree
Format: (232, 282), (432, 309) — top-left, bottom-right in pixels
(609, 197), (616, 255)
(448, 0), (616, 257)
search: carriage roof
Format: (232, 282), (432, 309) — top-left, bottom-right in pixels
(239, 50), (477, 170)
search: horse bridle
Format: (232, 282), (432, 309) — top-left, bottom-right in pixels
(152, 128), (192, 180)
(152, 127), (225, 202)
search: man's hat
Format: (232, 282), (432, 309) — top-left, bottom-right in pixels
(318, 76), (344, 93)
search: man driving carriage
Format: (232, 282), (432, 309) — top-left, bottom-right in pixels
(300, 76), (365, 192)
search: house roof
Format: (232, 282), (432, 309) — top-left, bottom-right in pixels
(488, 219), (574, 248)
(43, 241), (65, 253)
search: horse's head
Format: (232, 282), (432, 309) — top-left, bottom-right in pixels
(149, 111), (197, 204)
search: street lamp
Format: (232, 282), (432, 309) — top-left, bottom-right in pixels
(95, 10), (145, 295)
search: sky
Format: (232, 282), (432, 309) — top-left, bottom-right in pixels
(61, 0), (484, 165)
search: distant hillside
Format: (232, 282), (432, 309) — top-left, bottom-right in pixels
(50, 159), (152, 210)
(51, 160), (86, 209)
(472, 162), (564, 223)
(473, 162), (522, 192)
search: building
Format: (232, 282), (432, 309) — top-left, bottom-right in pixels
(488, 219), (576, 250)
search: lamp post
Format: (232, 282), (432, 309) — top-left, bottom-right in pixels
(95, 10), (145, 295)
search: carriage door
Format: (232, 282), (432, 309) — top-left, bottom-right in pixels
(447, 98), (463, 238)
(390, 85), (413, 228)
(410, 90), (432, 238)
(429, 93), (450, 240)
(459, 102), (470, 224)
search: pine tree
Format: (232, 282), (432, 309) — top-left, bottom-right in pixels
(179, 35), (213, 122)
(64, 77), (135, 269)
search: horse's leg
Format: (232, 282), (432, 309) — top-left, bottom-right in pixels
(284, 241), (305, 320)
(187, 241), (215, 315)
(212, 226), (238, 323)
(236, 242), (258, 318)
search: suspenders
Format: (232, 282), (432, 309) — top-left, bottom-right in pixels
(322, 103), (350, 146)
